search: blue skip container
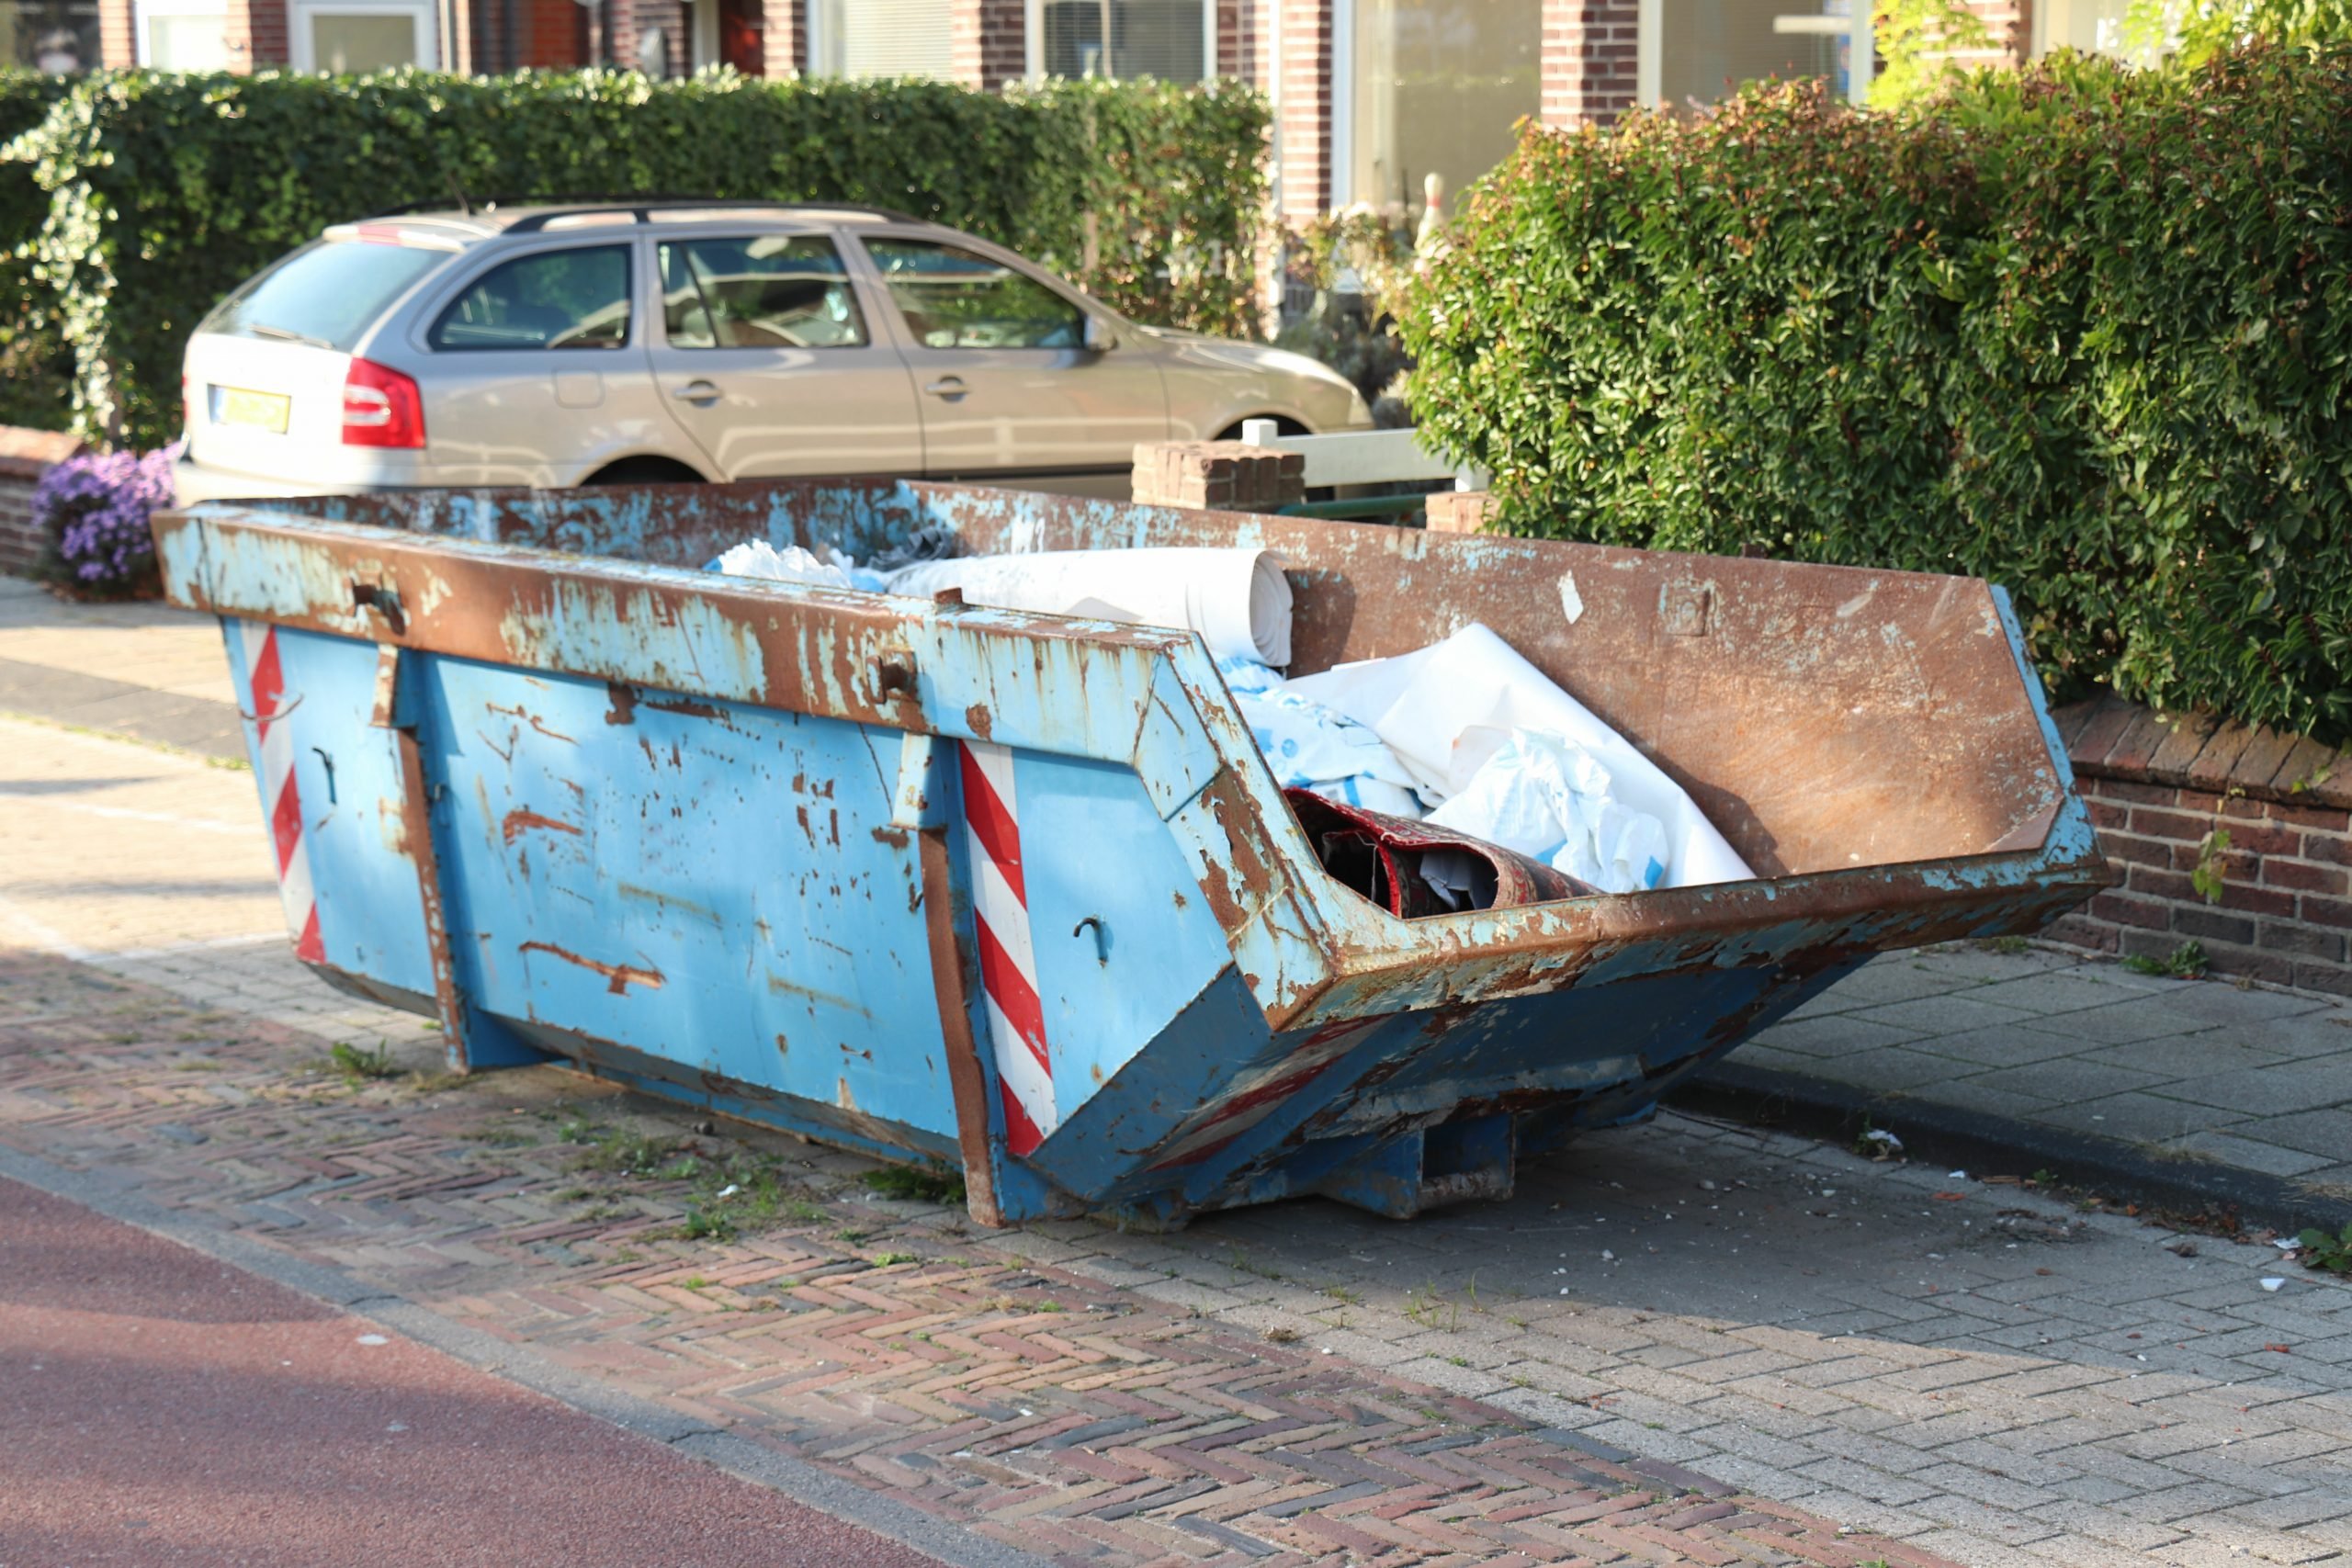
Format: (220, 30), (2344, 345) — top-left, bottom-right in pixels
(154, 479), (2106, 1225)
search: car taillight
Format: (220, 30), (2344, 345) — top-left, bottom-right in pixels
(341, 357), (424, 449)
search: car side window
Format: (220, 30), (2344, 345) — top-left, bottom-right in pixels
(428, 246), (631, 351)
(659, 235), (867, 350)
(864, 237), (1084, 351)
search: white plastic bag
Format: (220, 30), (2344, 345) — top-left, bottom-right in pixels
(710, 540), (855, 589)
(1288, 624), (1753, 888)
(1425, 728), (1670, 895)
(1219, 659), (1425, 819)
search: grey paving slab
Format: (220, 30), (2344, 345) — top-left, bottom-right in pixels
(1905, 1021), (2116, 1070)
(1849, 993), (2048, 1037)
(1798, 960), (1981, 1012)
(1965, 967), (2165, 1016)
(1748, 1012), (1928, 1060)
(1965, 1058), (2171, 1106)
(2080, 1034), (2303, 1081)
(2030, 1091), (2249, 1145)
(2158, 1067), (2352, 1117)
(1770, 1044), (1996, 1094)
(2026, 994), (2224, 1045)
(2165, 1132), (2337, 1180)
(2256, 1114), (2352, 1165)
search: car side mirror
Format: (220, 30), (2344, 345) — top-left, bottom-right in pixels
(1081, 316), (1117, 354)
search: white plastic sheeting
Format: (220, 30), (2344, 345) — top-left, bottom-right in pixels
(884, 547), (1293, 666)
(1289, 625), (1753, 891)
(1217, 658), (1425, 818)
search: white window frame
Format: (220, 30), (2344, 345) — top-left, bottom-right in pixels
(134, 0), (231, 66)
(1638, 0), (1871, 109)
(1022, 0), (1217, 84)
(288, 0), (441, 71)
(686, 0), (720, 72)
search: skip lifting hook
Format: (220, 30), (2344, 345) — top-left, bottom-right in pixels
(1073, 915), (1109, 964)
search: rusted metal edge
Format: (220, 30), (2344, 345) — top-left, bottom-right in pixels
(918, 828), (1005, 1227)
(153, 507), (1190, 737)
(377, 644), (477, 1073)
(1270, 856), (2113, 1032)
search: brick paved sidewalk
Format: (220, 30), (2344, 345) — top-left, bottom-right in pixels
(0, 950), (1947, 1568)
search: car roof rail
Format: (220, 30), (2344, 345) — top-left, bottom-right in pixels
(360, 195), (925, 229)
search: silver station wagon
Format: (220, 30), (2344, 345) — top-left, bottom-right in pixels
(177, 199), (1373, 504)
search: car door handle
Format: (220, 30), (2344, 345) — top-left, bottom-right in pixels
(671, 379), (721, 404)
(923, 377), (967, 400)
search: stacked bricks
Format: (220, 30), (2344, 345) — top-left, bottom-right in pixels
(2049, 695), (2352, 996)
(0, 427), (85, 578)
(1424, 489), (1499, 536)
(1131, 440), (1306, 513)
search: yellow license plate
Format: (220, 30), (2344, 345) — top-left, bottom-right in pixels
(216, 387), (290, 434)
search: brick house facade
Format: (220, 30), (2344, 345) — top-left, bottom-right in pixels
(81, 0), (2040, 225)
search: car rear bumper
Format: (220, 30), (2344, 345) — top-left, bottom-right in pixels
(173, 457), (412, 507)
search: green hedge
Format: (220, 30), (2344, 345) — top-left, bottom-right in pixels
(0, 73), (71, 430)
(8, 68), (1267, 448)
(1404, 49), (2352, 744)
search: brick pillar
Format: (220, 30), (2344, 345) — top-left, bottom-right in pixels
(1424, 491), (1501, 536)
(99, 0), (133, 64)
(1275, 0), (1331, 220)
(243, 0), (288, 65)
(1541, 0), (1640, 129)
(0, 428), (89, 581)
(1132, 442), (1306, 514)
(948, 0), (1023, 89)
(754, 0), (804, 75)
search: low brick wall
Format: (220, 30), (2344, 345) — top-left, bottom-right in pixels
(2049, 697), (2351, 996)
(1130, 440), (1305, 514)
(0, 426), (85, 578)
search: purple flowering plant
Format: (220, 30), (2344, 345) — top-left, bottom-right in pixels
(32, 443), (181, 594)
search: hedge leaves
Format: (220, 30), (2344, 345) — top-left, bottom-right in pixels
(1404, 49), (2352, 742)
(4, 67), (1267, 449)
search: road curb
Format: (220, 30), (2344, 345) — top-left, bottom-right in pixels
(0, 1141), (1057, 1568)
(1671, 1061), (2346, 1236)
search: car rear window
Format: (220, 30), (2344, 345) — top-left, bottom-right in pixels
(198, 238), (452, 352)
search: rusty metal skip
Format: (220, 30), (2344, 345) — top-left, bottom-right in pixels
(153, 478), (2109, 1228)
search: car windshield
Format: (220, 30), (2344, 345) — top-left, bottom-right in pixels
(199, 238), (451, 352)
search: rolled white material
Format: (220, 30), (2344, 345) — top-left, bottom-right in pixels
(1287, 624), (1756, 889)
(885, 547), (1293, 666)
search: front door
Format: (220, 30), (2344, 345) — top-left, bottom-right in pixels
(855, 231), (1168, 492)
(647, 231), (927, 480)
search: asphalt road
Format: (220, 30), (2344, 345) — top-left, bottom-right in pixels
(0, 1175), (948, 1568)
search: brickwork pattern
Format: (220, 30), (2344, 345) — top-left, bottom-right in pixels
(0, 429), (85, 580)
(1541, 0), (1640, 129)
(0, 949), (1950, 1568)
(2052, 698), (2352, 997)
(1131, 440), (1305, 513)
(949, 0), (1026, 90)
(1274, 0), (1330, 220)
(1423, 490), (1499, 536)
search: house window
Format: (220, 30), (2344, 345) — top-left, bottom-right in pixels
(1034, 0), (1209, 80)
(1643, 0), (1866, 112)
(8, 0), (100, 69)
(805, 0), (954, 78)
(290, 0), (436, 70)
(2032, 0), (2149, 61)
(1340, 0), (1541, 216)
(134, 0), (230, 67)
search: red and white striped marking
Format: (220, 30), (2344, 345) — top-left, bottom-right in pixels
(961, 739), (1056, 1156)
(1148, 1016), (1388, 1171)
(240, 622), (324, 964)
